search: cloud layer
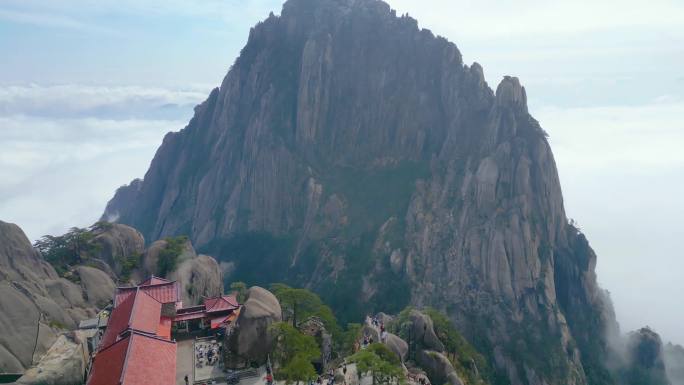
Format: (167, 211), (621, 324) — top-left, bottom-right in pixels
(0, 84), (207, 240)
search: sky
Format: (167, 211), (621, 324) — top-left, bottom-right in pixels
(0, 0), (683, 345)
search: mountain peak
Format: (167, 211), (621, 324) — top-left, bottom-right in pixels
(101, 3), (614, 384)
(496, 75), (528, 112)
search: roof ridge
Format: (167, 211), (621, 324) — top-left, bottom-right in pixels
(141, 275), (174, 286)
(128, 330), (178, 344)
(94, 332), (130, 354)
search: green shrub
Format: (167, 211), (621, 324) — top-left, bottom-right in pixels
(157, 236), (188, 277)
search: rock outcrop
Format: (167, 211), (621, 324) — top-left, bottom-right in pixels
(170, 254), (223, 306)
(225, 286), (282, 367)
(619, 328), (671, 385)
(75, 266), (116, 308)
(417, 350), (464, 385)
(102, 0), (620, 383)
(89, 223), (145, 277)
(298, 317), (334, 366)
(15, 331), (89, 385)
(409, 310), (444, 352)
(384, 333), (409, 362)
(0, 221), (113, 373)
(134, 237), (223, 305)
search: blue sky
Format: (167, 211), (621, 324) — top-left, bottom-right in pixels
(0, 0), (683, 345)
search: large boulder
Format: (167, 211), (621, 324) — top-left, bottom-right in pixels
(0, 282), (58, 373)
(169, 254), (223, 306)
(416, 350), (464, 385)
(76, 266), (116, 308)
(409, 310), (445, 352)
(139, 237), (195, 279)
(376, 312), (394, 326)
(15, 331), (89, 385)
(225, 286), (282, 367)
(384, 333), (409, 362)
(90, 223), (145, 276)
(0, 221), (108, 372)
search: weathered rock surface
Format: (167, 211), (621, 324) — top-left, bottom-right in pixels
(102, 0), (621, 383)
(0, 221), (112, 372)
(384, 332), (409, 362)
(75, 266), (116, 308)
(129, 237), (223, 305)
(170, 254), (224, 306)
(15, 331), (89, 385)
(409, 310), (445, 352)
(139, 238), (194, 278)
(90, 223), (145, 276)
(416, 350), (464, 385)
(225, 286), (282, 367)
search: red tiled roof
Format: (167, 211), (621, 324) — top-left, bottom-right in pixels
(122, 333), (176, 385)
(129, 291), (162, 334)
(101, 289), (162, 350)
(204, 294), (239, 313)
(101, 292), (137, 349)
(88, 332), (176, 385)
(88, 335), (130, 385)
(140, 276), (172, 286)
(114, 287), (137, 307)
(140, 281), (179, 304)
(174, 311), (206, 322)
(115, 280), (179, 307)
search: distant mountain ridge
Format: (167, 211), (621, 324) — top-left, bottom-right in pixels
(101, 1), (667, 384)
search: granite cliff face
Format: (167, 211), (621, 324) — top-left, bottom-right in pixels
(103, 1), (616, 384)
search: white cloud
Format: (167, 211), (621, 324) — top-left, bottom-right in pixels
(0, 115), (185, 241)
(538, 101), (684, 345)
(536, 101), (684, 169)
(0, 84), (211, 119)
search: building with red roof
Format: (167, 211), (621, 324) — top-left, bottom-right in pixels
(114, 276), (180, 307)
(174, 294), (240, 332)
(88, 277), (241, 385)
(100, 287), (167, 351)
(88, 332), (176, 385)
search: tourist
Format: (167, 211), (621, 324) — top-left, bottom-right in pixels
(184, 374), (189, 385)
